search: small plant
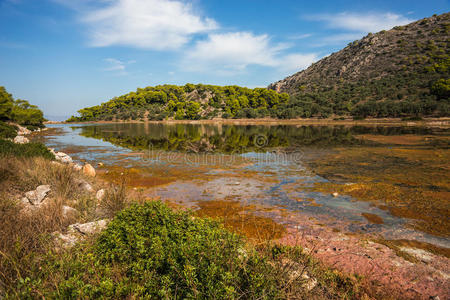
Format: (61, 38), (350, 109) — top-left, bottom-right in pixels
(0, 140), (54, 159)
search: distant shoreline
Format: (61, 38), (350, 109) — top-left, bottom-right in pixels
(46, 117), (450, 127)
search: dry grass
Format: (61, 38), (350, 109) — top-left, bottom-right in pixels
(99, 180), (129, 217)
(0, 156), (100, 294)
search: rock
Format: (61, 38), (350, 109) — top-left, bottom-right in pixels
(53, 232), (78, 248)
(54, 152), (72, 164)
(68, 219), (109, 235)
(16, 125), (31, 135)
(82, 163), (96, 177)
(301, 273), (318, 291)
(75, 179), (94, 193)
(96, 189), (106, 201)
(62, 205), (78, 218)
(25, 185), (51, 205)
(13, 135), (29, 144)
(72, 163), (82, 171)
(97, 162), (104, 167)
(332, 192), (339, 197)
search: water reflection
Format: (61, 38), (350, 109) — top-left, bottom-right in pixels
(74, 123), (449, 153)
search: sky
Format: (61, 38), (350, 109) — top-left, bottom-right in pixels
(0, 0), (448, 119)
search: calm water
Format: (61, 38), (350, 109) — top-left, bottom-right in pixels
(35, 123), (450, 248)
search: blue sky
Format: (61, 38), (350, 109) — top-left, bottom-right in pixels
(0, 0), (448, 118)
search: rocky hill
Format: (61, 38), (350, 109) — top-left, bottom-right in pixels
(269, 13), (449, 118)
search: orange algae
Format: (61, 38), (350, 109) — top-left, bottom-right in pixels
(194, 199), (286, 241)
(361, 213), (384, 224)
(312, 146), (450, 237)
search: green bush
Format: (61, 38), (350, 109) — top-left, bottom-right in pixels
(0, 122), (17, 139)
(94, 202), (280, 298)
(0, 139), (54, 159)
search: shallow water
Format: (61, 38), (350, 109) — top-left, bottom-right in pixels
(34, 123), (450, 248)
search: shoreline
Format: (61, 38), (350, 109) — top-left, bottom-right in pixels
(46, 117), (450, 127)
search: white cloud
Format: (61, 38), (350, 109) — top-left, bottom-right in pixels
(58, 0), (217, 50)
(288, 33), (313, 40)
(277, 53), (319, 72)
(184, 32), (318, 74)
(103, 58), (135, 75)
(307, 12), (413, 33)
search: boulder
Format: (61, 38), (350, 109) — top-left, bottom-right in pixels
(74, 178), (94, 192)
(62, 205), (78, 218)
(82, 163), (96, 177)
(96, 189), (106, 201)
(13, 135), (29, 144)
(54, 219), (109, 249)
(72, 163), (82, 171)
(24, 185), (51, 205)
(54, 152), (73, 164)
(16, 125), (31, 135)
(68, 219), (109, 235)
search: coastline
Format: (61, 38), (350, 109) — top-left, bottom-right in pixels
(46, 117), (450, 127)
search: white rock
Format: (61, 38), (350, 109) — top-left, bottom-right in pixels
(25, 185), (51, 205)
(75, 179), (94, 193)
(72, 163), (82, 171)
(16, 125), (31, 135)
(332, 192), (339, 197)
(301, 273), (317, 291)
(53, 232), (78, 249)
(68, 219), (109, 235)
(62, 205), (78, 218)
(13, 135), (29, 144)
(96, 189), (106, 201)
(54, 152), (73, 164)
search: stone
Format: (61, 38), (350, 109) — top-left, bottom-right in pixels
(97, 162), (104, 167)
(53, 232), (78, 249)
(25, 185), (51, 205)
(301, 273), (317, 291)
(68, 219), (109, 235)
(62, 205), (78, 218)
(75, 179), (94, 193)
(96, 189), (106, 201)
(16, 125), (31, 135)
(54, 152), (72, 164)
(72, 163), (82, 171)
(332, 192), (339, 197)
(13, 135), (29, 144)
(82, 163), (96, 177)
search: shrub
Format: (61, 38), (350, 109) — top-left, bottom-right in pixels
(89, 201), (280, 299)
(0, 140), (54, 159)
(0, 122), (17, 139)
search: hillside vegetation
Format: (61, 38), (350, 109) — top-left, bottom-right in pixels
(67, 85), (289, 122)
(0, 86), (45, 137)
(269, 13), (450, 119)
